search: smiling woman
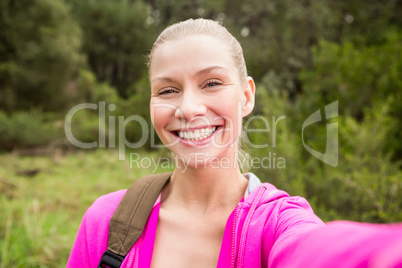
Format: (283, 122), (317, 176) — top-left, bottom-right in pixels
(67, 19), (402, 268)
(149, 33), (255, 171)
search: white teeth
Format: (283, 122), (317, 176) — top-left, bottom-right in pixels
(177, 127), (218, 141)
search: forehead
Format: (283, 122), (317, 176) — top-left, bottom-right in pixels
(149, 35), (237, 79)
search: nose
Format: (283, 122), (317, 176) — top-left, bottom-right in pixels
(175, 88), (207, 121)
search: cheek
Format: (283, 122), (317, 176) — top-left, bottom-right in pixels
(215, 94), (242, 122)
(150, 103), (174, 133)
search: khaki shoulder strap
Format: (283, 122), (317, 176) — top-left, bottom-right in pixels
(98, 172), (172, 268)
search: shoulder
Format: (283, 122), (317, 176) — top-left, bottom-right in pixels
(244, 176), (324, 233)
(244, 173), (321, 221)
(67, 189), (128, 267)
(90, 189), (128, 213)
(85, 189), (128, 224)
(259, 182), (323, 226)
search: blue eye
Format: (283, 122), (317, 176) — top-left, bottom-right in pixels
(205, 80), (222, 87)
(158, 88), (177, 95)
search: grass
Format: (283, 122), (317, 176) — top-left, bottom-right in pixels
(0, 149), (172, 267)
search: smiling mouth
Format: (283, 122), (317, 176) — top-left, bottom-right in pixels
(174, 126), (219, 141)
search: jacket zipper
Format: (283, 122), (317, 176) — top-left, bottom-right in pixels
(236, 186), (267, 268)
(231, 204), (240, 268)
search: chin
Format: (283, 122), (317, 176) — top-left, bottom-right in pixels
(171, 148), (237, 171)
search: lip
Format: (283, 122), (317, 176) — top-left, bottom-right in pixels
(170, 125), (223, 146)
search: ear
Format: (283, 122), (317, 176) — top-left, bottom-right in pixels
(241, 76), (256, 117)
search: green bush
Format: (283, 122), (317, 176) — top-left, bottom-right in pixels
(67, 0), (155, 97)
(64, 71), (155, 151)
(0, 0), (83, 112)
(0, 111), (62, 151)
(307, 101), (402, 223)
(299, 30), (402, 159)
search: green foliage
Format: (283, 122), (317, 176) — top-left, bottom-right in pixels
(309, 101), (402, 223)
(324, 0), (402, 45)
(300, 30), (402, 158)
(118, 76), (153, 148)
(0, 0), (83, 112)
(0, 111), (62, 151)
(67, 0), (156, 98)
(64, 72), (154, 150)
(249, 85), (309, 194)
(65, 106), (100, 146)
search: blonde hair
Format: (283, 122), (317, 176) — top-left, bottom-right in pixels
(148, 18), (251, 172)
(147, 18), (248, 86)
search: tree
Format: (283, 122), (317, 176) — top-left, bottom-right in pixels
(0, 0), (83, 112)
(300, 30), (402, 159)
(67, 0), (156, 98)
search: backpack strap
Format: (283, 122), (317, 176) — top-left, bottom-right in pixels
(98, 172), (172, 268)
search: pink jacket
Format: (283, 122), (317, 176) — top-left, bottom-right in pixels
(67, 175), (402, 267)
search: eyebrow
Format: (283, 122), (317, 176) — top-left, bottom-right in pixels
(151, 76), (176, 84)
(151, 66), (226, 84)
(196, 66), (226, 76)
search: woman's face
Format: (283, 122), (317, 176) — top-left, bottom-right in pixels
(149, 34), (254, 168)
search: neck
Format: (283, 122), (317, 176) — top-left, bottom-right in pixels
(161, 155), (248, 215)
